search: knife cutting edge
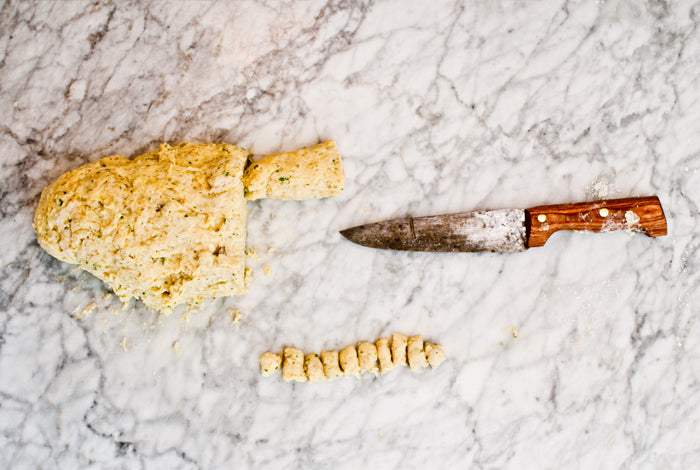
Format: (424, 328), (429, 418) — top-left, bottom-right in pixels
(339, 196), (667, 253)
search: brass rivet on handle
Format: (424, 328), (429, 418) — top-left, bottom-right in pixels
(599, 208), (609, 217)
(537, 214), (547, 223)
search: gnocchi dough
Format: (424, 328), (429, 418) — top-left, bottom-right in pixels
(34, 141), (345, 313)
(391, 333), (408, 367)
(243, 140), (344, 200)
(261, 333), (444, 382)
(34, 143), (248, 313)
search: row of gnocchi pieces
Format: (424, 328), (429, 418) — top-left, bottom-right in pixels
(259, 333), (445, 382)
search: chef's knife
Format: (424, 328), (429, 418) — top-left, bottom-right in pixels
(340, 196), (667, 252)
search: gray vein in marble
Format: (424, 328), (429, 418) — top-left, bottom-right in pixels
(1, 0), (699, 469)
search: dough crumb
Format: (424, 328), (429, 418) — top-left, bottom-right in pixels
(228, 308), (244, 324)
(263, 265), (272, 276)
(120, 336), (127, 351)
(625, 210), (641, 230)
(172, 340), (181, 355)
(74, 302), (97, 320)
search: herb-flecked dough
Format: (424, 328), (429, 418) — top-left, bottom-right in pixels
(34, 143), (248, 313)
(259, 352), (282, 377)
(243, 140), (344, 200)
(34, 141), (346, 313)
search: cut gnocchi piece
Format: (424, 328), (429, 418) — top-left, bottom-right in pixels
(243, 140), (344, 200)
(259, 352), (281, 377)
(321, 350), (343, 380)
(425, 343), (445, 370)
(282, 347), (306, 382)
(260, 333), (444, 382)
(391, 333), (408, 367)
(339, 345), (361, 378)
(304, 354), (326, 382)
(375, 337), (395, 374)
(407, 335), (428, 371)
(357, 342), (379, 376)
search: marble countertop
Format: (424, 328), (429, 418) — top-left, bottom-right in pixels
(1, 1), (699, 468)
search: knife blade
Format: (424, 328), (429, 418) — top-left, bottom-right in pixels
(339, 196), (667, 253)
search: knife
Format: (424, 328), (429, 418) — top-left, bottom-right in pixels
(340, 196), (667, 253)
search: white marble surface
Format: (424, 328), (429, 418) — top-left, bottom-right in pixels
(1, 0), (699, 468)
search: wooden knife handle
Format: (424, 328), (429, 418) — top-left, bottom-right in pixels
(525, 196), (667, 247)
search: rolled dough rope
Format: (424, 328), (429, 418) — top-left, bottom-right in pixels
(243, 140), (344, 200)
